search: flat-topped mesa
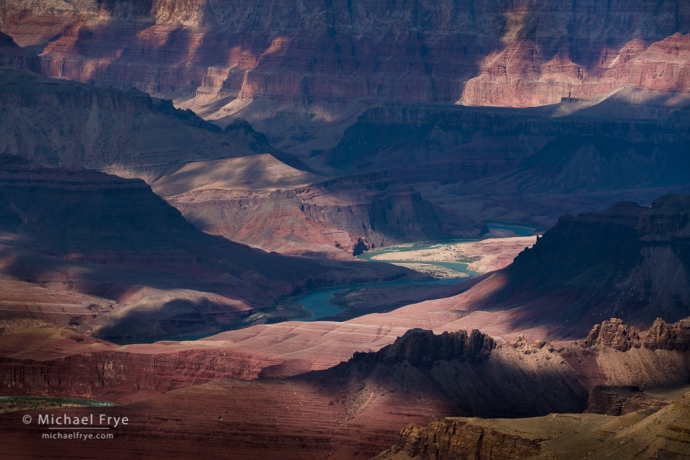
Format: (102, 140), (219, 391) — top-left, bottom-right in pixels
(351, 328), (495, 368)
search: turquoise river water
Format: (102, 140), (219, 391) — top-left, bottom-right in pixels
(294, 223), (535, 321)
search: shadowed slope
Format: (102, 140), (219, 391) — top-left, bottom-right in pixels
(1, 320), (689, 459)
(489, 194), (690, 336)
(0, 66), (287, 181)
(0, 155), (418, 340)
(0, 31), (40, 72)
(0, 63), (458, 258)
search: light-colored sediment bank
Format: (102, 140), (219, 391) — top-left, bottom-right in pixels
(371, 236), (537, 274)
(389, 263), (468, 279)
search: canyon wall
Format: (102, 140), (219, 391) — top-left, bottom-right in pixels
(376, 394), (690, 460)
(1, 1), (689, 256)
(1, 320), (689, 458)
(1, 0), (688, 150)
(0, 63), (460, 257)
(165, 170), (453, 257)
(0, 31), (40, 72)
(0, 65), (266, 180)
(0, 155), (417, 340)
(483, 195), (690, 337)
(321, 99), (690, 229)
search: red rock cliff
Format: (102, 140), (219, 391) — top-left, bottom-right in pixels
(1, 0), (688, 143)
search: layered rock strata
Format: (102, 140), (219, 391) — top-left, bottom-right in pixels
(585, 385), (671, 416)
(164, 170), (449, 257)
(1, 321), (690, 459)
(376, 392), (690, 460)
(0, 66), (273, 181)
(480, 195), (690, 337)
(0, 155), (417, 340)
(0, 64), (464, 257)
(320, 97), (690, 230)
(1, 1), (688, 151)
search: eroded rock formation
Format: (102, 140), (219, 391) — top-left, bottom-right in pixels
(0, 31), (40, 72)
(1, 1), (688, 152)
(643, 317), (690, 351)
(579, 318), (642, 352)
(580, 317), (690, 353)
(351, 328), (495, 368)
(377, 419), (541, 460)
(0, 63), (462, 257)
(164, 170), (450, 258)
(1, 1), (689, 259)
(585, 385), (670, 416)
(0, 66), (275, 180)
(0, 155), (418, 340)
(376, 391), (690, 460)
(484, 195), (690, 337)
(1, 320), (690, 459)
(319, 98), (690, 234)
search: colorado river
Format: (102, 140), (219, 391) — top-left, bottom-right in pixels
(294, 223), (536, 321)
(115, 223), (537, 342)
(295, 277), (468, 322)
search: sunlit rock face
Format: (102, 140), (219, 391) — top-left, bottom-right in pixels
(1, 1), (688, 149)
(161, 167), (451, 258)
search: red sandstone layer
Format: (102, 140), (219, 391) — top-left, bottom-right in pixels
(0, 321), (689, 459)
(1, 1), (688, 151)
